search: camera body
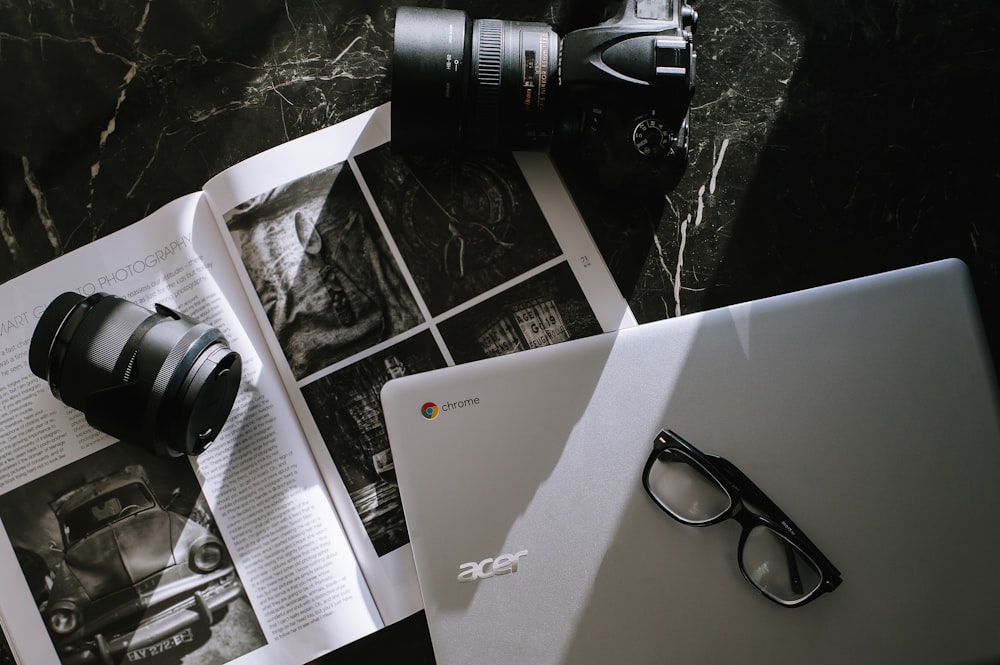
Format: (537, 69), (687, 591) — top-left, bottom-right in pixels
(392, 0), (698, 190)
(557, 0), (697, 189)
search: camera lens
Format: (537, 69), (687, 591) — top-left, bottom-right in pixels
(29, 292), (242, 457)
(392, 7), (560, 153)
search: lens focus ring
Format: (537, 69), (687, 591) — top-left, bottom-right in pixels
(473, 18), (503, 147)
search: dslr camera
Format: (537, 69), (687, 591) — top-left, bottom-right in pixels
(392, 0), (698, 191)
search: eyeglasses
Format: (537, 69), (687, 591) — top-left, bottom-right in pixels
(641, 430), (842, 607)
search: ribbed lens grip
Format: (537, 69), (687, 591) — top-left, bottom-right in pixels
(473, 19), (503, 148)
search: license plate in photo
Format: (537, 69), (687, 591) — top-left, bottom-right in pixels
(126, 627), (195, 661)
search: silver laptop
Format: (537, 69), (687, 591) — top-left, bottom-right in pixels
(381, 259), (1000, 665)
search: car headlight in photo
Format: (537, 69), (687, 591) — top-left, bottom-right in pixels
(190, 536), (225, 573)
(47, 601), (81, 635)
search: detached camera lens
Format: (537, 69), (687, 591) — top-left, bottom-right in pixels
(392, 7), (559, 153)
(29, 292), (242, 457)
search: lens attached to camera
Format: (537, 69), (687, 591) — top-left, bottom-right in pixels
(29, 292), (242, 457)
(392, 2), (698, 192)
(391, 7), (559, 153)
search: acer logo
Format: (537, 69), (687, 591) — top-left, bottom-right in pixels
(457, 550), (528, 582)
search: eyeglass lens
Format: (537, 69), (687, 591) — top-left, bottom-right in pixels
(646, 446), (824, 605)
(645, 449), (732, 524)
(742, 526), (823, 604)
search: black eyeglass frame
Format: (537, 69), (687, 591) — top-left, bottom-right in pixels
(641, 429), (842, 608)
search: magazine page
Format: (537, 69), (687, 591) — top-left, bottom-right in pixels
(0, 194), (380, 665)
(202, 102), (636, 623)
(0, 621), (18, 665)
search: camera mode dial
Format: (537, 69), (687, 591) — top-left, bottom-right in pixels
(632, 116), (672, 157)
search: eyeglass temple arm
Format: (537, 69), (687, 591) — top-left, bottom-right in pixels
(710, 454), (842, 583)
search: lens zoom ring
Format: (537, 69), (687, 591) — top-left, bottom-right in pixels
(85, 299), (152, 376)
(474, 19), (502, 144)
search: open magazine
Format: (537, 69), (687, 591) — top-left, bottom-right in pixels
(0, 104), (636, 665)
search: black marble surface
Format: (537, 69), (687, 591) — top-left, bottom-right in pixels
(2, 0), (999, 662)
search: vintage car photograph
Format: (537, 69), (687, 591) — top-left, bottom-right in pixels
(0, 445), (265, 665)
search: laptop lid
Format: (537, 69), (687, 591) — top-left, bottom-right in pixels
(381, 259), (1000, 665)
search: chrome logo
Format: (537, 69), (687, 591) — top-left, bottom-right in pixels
(421, 402), (439, 420)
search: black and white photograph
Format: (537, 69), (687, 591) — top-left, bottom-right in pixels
(0, 444), (266, 665)
(438, 263), (605, 364)
(354, 145), (563, 316)
(225, 162), (422, 380)
(301, 331), (446, 557)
